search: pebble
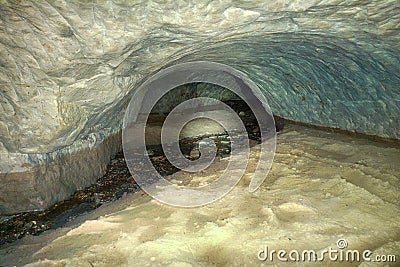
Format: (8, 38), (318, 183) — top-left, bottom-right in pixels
(355, 160), (368, 166)
(190, 149), (200, 158)
(239, 111), (245, 116)
(24, 221), (35, 229)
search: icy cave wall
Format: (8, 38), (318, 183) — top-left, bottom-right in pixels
(0, 1), (399, 214)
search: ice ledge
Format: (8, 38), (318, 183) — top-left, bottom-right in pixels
(0, 128), (121, 215)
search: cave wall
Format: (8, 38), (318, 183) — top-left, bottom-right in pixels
(0, 0), (399, 214)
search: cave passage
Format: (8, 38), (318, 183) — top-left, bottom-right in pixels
(0, 1), (399, 265)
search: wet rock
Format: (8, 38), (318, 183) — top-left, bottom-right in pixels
(274, 117), (285, 132)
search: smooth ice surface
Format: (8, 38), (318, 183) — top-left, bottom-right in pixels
(1, 124), (398, 266)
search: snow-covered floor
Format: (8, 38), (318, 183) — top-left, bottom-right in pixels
(1, 124), (399, 267)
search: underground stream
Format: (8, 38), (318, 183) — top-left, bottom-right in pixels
(0, 100), (283, 246)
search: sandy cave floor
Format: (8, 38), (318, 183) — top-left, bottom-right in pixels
(0, 124), (399, 267)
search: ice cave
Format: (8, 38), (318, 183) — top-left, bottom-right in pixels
(0, 1), (399, 266)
